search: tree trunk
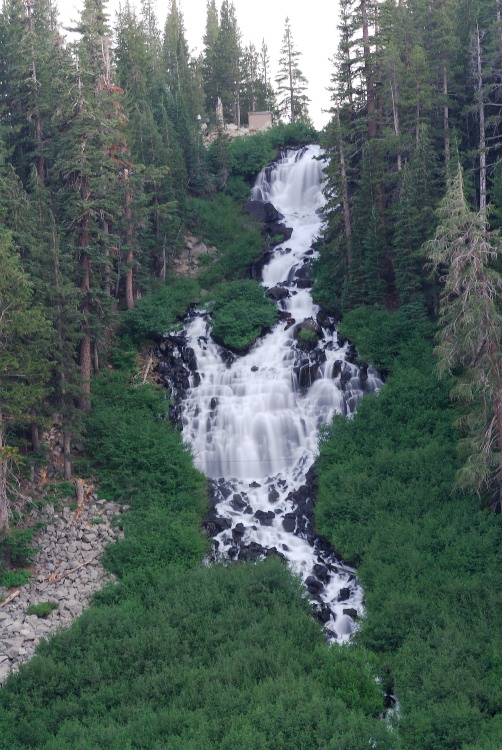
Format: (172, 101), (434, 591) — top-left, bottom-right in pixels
(390, 77), (402, 172)
(335, 112), (352, 263)
(31, 416), (41, 453)
(79, 176), (92, 413)
(124, 170), (134, 311)
(361, 0), (377, 137)
(476, 25), (487, 216)
(443, 67), (450, 166)
(0, 410), (8, 531)
(63, 431), (72, 481)
(27, 0), (45, 187)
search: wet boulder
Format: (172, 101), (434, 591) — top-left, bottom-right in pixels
(267, 286), (290, 301)
(305, 576), (324, 594)
(254, 510), (275, 526)
(244, 200), (281, 224)
(338, 587), (351, 602)
(282, 513), (297, 533)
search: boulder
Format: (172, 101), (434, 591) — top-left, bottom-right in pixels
(305, 576), (324, 594)
(254, 510), (275, 526)
(267, 286), (290, 301)
(244, 200), (280, 224)
(338, 587), (351, 602)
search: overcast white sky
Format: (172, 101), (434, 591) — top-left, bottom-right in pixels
(57, 0), (339, 129)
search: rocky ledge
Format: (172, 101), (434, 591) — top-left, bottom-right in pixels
(0, 497), (126, 685)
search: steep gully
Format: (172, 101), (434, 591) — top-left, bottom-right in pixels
(156, 146), (382, 642)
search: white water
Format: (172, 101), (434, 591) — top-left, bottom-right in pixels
(178, 146), (381, 641)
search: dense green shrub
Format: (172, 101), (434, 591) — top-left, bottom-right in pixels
(0, 560), (393, 750)
(0, 569), (31, 587)
(84, 371), (209, 579)
(1, 527), (36, 566)
(120, 278), (200, 344)
(226, 132), (275, 179)
(208, 280), (277, 352)
(316, 307), (502, 750)
(187, 195), (264, 285)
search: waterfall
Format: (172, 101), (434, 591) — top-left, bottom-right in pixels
(166, 146), (381, 642)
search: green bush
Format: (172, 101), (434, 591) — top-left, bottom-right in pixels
(120, 278), (200, 344)
(1, 527), (36, 566)
(26, 602), (58, 618)
(0, 569), (31, 587)
(187, 195), (264, 285)
(226, 132), (275, 179)
(208, 280), (277, 352)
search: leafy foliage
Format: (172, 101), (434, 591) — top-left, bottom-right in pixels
(187, 195), (264, 284)
(208, 280), (277, 351)
(316, 308), (502, 750)
(120, 278), (200, 344)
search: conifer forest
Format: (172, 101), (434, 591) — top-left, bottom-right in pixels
(0, 1), (501, 749)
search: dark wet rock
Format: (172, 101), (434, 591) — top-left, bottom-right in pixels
(296, 278), (313, 289)
(210, 397), (218, 410)
(219, 485), (233, 500)
(249, 481), (261, 488)
(343, 608), (358, 620)
(239, 542), (266, 561)
(316, 310), (338, 332)
(244, 200), (280, 224)
(205, 514), (232, 534)
(251, 366), (259, 372)
(345, 344), (358, 364)
(266, 221), (293, 244)
(340, 366), (352, 390)
(254, 510), (275, 526)
(267, 286), (290, 301)
(282, 514), (296, 533)
(305, 576), (324, 594)
(313, 564), (330, 583)
(338, 587), (351, 602)
(315, 603), (334, 624)
(220, 349), (235, 367)
(232, 523), (246, 541)
(230, 494), (247, 510)
(332, 360), (343, 378)
(268, 486), (280, 503)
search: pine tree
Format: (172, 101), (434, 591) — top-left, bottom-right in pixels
(393, 125), (439, 319)
(214, 0), (242, 124)
(275, 17), (310, 123)
(0, 228), (52, 529)
(426, 163), (502, 510)
(53, 0), (124, 411)
(202, 0), (219, 115)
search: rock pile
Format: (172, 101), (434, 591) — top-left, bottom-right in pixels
(0, 498), (126, 685)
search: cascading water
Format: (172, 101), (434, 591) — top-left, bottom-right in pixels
(163, 145), (382, 642)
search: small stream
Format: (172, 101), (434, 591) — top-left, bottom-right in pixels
(159, 146), (381, 641)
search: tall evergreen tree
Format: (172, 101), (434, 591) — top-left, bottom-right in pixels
(275, 17), (310, 123)
(0, 228), (52, 529)
(202, 0), (220, 116)
(426, 163), (502, 510)
(214, 0), (242, 124)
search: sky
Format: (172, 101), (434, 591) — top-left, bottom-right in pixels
(58, 0), (339, 130)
